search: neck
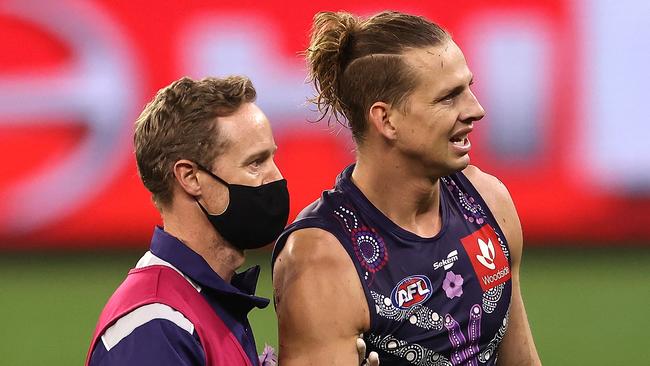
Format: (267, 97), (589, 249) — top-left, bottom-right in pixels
(352, 147), (443, 237)
(161, 203), (244, 283)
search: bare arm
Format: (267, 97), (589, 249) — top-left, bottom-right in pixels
(273, 228), (371, 366)
(464, 165), (542, 366)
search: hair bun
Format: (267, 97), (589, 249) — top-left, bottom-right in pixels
(306, 12), (360, 124)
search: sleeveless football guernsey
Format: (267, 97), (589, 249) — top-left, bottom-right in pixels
(273, 165), (512, 365)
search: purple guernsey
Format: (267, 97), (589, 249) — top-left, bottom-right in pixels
(273, 165), (512, 365)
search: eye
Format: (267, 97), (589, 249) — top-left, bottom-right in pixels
(440, 93), (457, 105)
(250, 155), (271, 170)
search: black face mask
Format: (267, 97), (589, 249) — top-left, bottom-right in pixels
(195, 165), (290, 250)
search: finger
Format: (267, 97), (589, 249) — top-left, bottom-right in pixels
(368, 351), (379, 366)
(356, 337), (367, 363)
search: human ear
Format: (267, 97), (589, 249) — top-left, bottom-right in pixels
(368, 101), (397, 141)
(172, 159), (202, 197)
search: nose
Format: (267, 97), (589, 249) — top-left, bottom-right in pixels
(460, 90), (485, 123)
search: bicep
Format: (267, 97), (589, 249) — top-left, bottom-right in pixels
(274, 228), (369, 366)
(498, 275), (539, 365)
(90, 317), (205, 366)
(495, 217), (541, 365)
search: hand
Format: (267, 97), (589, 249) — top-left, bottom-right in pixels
(258, 344), (277, 366)
(356, 335), (379, 366)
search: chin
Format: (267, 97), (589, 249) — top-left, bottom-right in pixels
(423, 154), (470, 177)
(449, 154), (470, 171)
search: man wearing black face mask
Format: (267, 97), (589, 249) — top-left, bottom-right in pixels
(85, 75), (378, 366)
(194, 164), (290, 250)
(85, 75), (283, 366)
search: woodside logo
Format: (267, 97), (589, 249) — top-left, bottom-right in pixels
(481, 266), (510, 288)
(460, 225), (511, 291)
(476, 239), (496, 270)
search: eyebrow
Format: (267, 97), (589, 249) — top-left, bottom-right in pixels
(242, 145), (277, 165)
(434, 75), (474, 102)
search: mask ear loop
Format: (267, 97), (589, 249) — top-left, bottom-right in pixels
(195, 163), (230, 186)
(195, 198), (214, 216)
(194, 163), (230, 216)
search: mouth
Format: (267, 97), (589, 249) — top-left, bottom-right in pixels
(450, 135), (469, 146)
(449, 134), (471, 153)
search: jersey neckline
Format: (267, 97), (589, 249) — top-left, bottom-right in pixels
(336, 164), (451, 243)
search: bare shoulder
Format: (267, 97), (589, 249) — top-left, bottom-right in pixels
(276, 227), (346, 264)
(461, 165), (522, 257)
(274, 226), (360, 305)
(273, 227), (370, 364)
(461, 165), (511, 213)
(274, 228), (353, 284)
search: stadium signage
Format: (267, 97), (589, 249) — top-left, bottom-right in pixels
(390, 275), (433, 309)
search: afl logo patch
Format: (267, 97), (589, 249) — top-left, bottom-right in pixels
(390, 275), (433, 309)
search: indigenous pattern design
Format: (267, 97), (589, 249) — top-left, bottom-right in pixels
(334, 206), (388, 278)
(366, 333), (452, 366)
(444, 305), (482, 366)
(482, 283), (504, 314)
(479, 308), (509, 364)
(441, 177), (487, 225)
(371, 291), (444, 331)
(494, 230), (510, 261)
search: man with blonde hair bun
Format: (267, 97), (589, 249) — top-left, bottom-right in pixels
(273, 10), (541, 366)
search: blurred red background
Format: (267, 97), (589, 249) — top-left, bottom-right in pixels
(1, 0), (648, 248)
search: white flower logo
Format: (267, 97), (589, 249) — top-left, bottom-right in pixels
(476, 238), (496, 270)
